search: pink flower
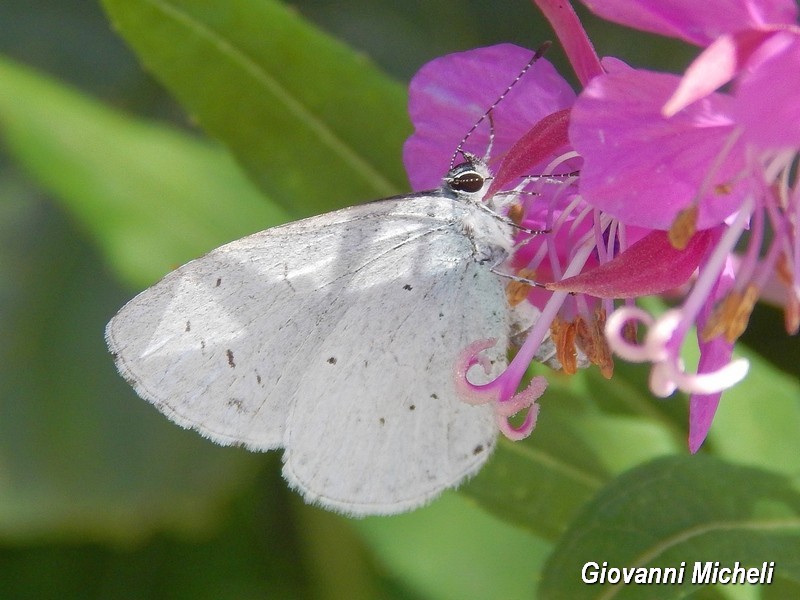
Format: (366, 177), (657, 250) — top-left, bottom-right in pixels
(403, 44), (577, 190)
(555, 0), (800, 450)
(403, 43), (675, 439)
(405, 44), (586, 439)
(404, 0), (798, 452)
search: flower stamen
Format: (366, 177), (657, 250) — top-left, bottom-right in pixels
(551, 316), (578, 374)
(669, 205), (699, 250)
(575, 308), (614, 378)
(506, 268), (537, 306)
(700, 283), (760, 343)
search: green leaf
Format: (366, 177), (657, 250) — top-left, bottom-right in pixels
(0, 176), (263, 542)
(567, 413), (683, 475)
(0, 477), (314, 599)
(552, 361), (687, 475)
(459, 381), (609, 540)
(702, 346), (800, 477)
(458, 366), (688, 539)
(354, 492), (552, 600)
(0, 54), (290, 288)
(539, 455), (800, 599)
(460, 439), (603, 541)
(581, 358), (689, 443)
(99, 0), (410, 216)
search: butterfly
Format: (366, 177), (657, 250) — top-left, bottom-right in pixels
(104, 153), (536, 516)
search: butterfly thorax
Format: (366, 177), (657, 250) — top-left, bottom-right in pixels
(442, 156), (515, 265)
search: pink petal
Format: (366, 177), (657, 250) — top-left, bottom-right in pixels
(548, 229), (714, 298)
(486, 109), (571, 196)
(688, 335), (738, 453)
(688, 256), (736, 453)
(579, 0), (798, 47)
(663, 29), (775, 116)
(530, 0), (603, 85)
(688, 390), (721, 453)
(403, 44), (576, 191)
(734, 30), (800, 149)
(569, 65), (750, 229)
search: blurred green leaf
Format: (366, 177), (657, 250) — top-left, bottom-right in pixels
(0, 54), (290, 289)
(0, 475), (314, 599)
(459, 334), (800, 545)
(459, 362), (688, 539)
(0, 42), (285, 544)
(557, 355), (687, 474)
(99, 0), (411, 216)
(566, 413), (683, 475)
(355, 492), (551, 600)
(460, 437), (602, 542)
(539, 455), (800, 599)
(290, 500), (388, 600)
(0, 177), (262, 542)
(700, 346), (800, 477)
(581, 357), (689, 442)
(460, 382), (608, 540)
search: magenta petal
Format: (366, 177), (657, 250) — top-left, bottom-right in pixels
(688, 391), (721, 453)
(486, 109), (571, 196)
(688, 256), (736, 453)
(663, 30), (774, 116)
(548, 229), (714, 298)
(531, 0), (603, 85)
(735, 31), (800, 149)
(570, 66), (749, 229)
(579, 0), (798, 47)
(403, 44), (576, 191)
(688, 338), (735, 452)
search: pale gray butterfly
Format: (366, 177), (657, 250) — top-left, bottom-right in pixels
(105, 154), (540, 516)
(106, 47), (555, 516)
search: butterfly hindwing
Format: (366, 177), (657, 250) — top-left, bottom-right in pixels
(281, 222), (508, 514)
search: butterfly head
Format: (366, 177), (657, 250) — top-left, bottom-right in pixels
(443, 153), (492, 202)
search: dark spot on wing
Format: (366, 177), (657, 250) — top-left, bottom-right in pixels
(409, 404), (416, 411)
(403, 283), (413, 291)
(430, 393), (439, 400)
(228, 398), (244, 412)
(226, 349), (236, 368)
(438, 312), (444, 318)
(201, 340), (206, 351)
(185, 321), (191, 332)
(379, 417), (385, 425)
(473, 444), (484, 455)
(215, 277), (222, 287)
(282, 263), (297, 292)
(256, 373), (262, 384)
(327, 356), (337, 365)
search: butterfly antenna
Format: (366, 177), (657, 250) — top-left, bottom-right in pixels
(450, 41), (552, 169)
(483, 112), (496, 162)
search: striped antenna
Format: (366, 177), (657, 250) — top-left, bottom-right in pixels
(450, 41), (552, 168)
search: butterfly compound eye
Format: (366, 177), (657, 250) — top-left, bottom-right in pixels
(449, 169), (485, 194)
